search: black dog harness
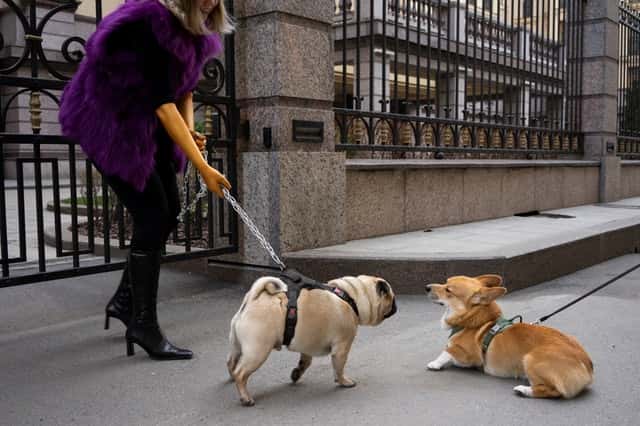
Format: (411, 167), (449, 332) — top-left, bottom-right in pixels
(279, 269), (359, 347)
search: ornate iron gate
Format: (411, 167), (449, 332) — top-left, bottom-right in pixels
(0, 0), (238, 287)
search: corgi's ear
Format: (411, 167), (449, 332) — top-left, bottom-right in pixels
(470, 286), (507, 305)
(474, 274), (504, 288)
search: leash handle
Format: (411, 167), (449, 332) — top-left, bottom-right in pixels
(177, 150), (210, 223)
(534, 262), (640, 324)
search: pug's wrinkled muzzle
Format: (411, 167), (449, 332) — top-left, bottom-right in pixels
(384, 298), (398, 319)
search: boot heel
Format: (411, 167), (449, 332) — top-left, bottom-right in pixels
(127, 339), (135, 357)
(104, 314), (110, 330)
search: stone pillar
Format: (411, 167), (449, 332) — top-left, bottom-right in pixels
(503, 84), (530, 126)
(517, 29), (531, 62)
(358, 0), (385, 21)
(580, 0), (620, 202)
(234, 0), (346, 265)
(448, 1), (467, 44)
(517, 83), (531, 127)
(359, 49), (392, 112)
(437, 70), (466, 120)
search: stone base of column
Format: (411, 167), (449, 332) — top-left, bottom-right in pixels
(599, 155), (621, 203)
(237, 151), (346, 265)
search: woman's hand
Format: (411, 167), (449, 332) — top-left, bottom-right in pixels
(190, 130), (206, 152)
(201, 165), (231, 199)
(155, 103), (230, 197)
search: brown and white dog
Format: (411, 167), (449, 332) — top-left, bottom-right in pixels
(425, 275), (593, 399)
(228, 275), (397, 406)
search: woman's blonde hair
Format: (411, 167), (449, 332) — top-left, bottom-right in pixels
(182, 0), (235, 36)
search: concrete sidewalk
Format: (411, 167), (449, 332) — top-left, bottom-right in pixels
(1, 255), (639, 425)
(284, 197), (640, 292)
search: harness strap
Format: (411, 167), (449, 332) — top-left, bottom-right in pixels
(449, 326), (463, 338)
(481, 315), (522, 354)
(280, 269), (359, 347)
(282, 286), (299, 347)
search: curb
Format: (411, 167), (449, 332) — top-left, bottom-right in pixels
(206, 224), (640, 294)
(281, 224), (640, 294)
(46, 202), (95, 216)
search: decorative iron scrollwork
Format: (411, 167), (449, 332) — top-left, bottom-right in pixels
(196, 58), (225, 95)
(0, 0), (84, 79)
(61, 36), (86, 64)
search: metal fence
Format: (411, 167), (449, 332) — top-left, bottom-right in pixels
(618, 0), (640, 159)
(0, 0), (238, 287)
(333, 0), (584, 158)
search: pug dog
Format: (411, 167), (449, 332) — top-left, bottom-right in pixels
(227, 275), (397, 406)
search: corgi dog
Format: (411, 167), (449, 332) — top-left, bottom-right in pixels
(425, 275), (593, 399)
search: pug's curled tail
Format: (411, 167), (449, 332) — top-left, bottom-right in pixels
(246, 276), (288, 302)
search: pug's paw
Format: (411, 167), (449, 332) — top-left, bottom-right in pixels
(240, 397), (255, 407)
(336, 377), (357, 388)
(291, 368), (302, 383)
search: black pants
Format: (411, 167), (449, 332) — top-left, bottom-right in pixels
(104, 159), (180, 251)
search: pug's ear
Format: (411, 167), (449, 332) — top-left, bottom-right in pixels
(376, 280), (391, 297)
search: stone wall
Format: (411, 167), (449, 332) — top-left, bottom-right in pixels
(620, 162), (640, 199)
(345, 160), (603, 240)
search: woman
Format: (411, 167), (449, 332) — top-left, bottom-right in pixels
(59, 0), (233, 360)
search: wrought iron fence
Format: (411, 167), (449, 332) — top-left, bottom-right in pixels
(0, 0), (238, 287)
(618, 0), (640, 159)
(333, 0), (584, 158)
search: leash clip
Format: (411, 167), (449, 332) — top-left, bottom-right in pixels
(510, 315), (523, 324)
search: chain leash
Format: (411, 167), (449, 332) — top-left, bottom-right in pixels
(177, 150), (286, 271)
(222, 187), (287, 271)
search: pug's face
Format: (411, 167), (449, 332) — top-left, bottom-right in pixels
(331, 276), (397, 326)
(373, 277), (397, 323)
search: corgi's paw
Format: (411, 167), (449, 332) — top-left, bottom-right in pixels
(427, 360), (444, 370)
(427, 351), (453, 371)
(514, 385), (533, 397)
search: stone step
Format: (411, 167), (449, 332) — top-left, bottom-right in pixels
(207, 198), (640, 293)
(274, 198), (640, 293)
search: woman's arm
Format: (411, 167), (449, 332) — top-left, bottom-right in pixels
(177, 92), (195, 129)
(176, 92), (206, 151)
(155, 102), (230, 198)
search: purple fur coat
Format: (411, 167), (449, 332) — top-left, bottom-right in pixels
(59, 0), (222, 192)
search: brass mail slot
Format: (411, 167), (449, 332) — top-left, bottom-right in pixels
(293, 120), (324, 143)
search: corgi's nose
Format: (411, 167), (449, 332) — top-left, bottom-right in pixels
(425, 284), (431, 293)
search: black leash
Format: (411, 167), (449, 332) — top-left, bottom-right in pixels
(534, 262), (640, 324)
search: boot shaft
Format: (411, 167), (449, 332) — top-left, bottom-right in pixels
(128, 250), (162, 326)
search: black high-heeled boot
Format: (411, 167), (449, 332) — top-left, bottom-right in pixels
(125, 250), (193, 360)
(104, 265), (132, 330)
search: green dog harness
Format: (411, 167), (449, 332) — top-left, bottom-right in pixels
(481, 315), (522, 354)
(447, 315), (523, 354)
